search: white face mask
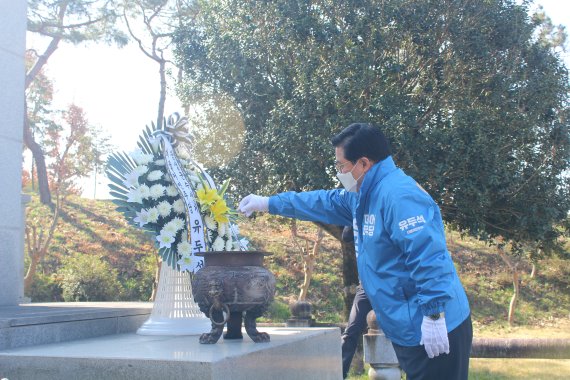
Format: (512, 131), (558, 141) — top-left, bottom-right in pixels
(336, 162), (360, 192)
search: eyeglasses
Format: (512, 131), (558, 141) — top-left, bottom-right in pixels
(335, 160), (352, 172)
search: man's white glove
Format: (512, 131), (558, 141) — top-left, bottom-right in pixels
(420, 315), (450, 359)
(238, 194), (269, 217)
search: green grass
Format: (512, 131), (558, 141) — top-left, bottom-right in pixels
(347, 359), (570, 379)
(469, 359), (570, 380)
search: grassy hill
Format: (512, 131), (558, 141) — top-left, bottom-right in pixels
(25, 194), (570, 339)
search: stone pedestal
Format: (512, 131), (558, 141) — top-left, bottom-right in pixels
(0, 327), (342, 379)
(0, 302), (152, 350)
(0, 0), (27, 306)
(363, 311), (401, 380)
(286, 300), (315, 327)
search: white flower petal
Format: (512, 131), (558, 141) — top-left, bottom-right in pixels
(146, 208), (160, 223)
(150, 184), (165, 199)
(166, 185), (179, 197)
(156, 233), (175, 249)
(212, 237), (225, 251)
(147, 170), (164, 182)
(177, 240), (192, 256)
(172, 199), (186, 214)
(133, 209), (149, 227)
(204, 215), (217, 231)
(127, 188), (143, 204)
(157, 200), (172, 217)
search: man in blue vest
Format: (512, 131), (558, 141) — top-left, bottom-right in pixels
(238, 123), (472, 380)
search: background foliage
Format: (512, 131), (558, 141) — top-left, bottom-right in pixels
(25, 194), (156, 302)
(24, 195), (570, 335)
(174, 0), (570, 252)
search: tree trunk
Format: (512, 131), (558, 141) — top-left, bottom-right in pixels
(25, 36), (61, 89)
(157, 59), (167, 129)
(24, 204), (60, 295)
(298, 227), (323, 301)
(23, 254), (38, 293)
(508, 269), (520, 326)
(23, 106), (52, 206)
(290, 221), (322, 301)
(497, 245), (520, 326)
(298, 253), (314, 301)
(315, 222), (359, 320)
(24, 9), (65, 206)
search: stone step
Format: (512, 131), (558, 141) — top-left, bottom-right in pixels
(0, 327), (342, 380)
(0, 302), (152, 350)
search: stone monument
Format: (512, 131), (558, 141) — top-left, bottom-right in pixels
(363, 310), (401, 380)
(0, 0), (27, 306)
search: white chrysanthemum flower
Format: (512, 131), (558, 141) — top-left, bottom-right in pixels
(138, 184), (151, 199)
(225, 237), (233, 251)
(177, 254), (194, 273)
(177, 240), (192, 256)
(162, 223), (178, 236)
(168, 217), (185, 231)
(172, 199), (186, 214)
(154, 159), (165, 166)
(150, 184), (165, 199)
(146, 207), (160, 223)
(147, 170), (164, 182)
(131, 149), (153, 165)
(156, 233), (175, 248)
(217, 223), (227, 237)
(122, 170), (140, 188)
(159, 225), (176, 237)
(134, 165), (148, 176)
(212, 236), (225, 251)
(133, 209), (149, 227)
(127, 188), (143, 204)
(164, 173), (173, 183)
(166, 185), (179, 197)
(157, 200), (172, 217)
(204, 215), (217, 231)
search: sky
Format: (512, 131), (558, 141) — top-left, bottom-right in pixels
(31, 1), (570, 199)
(29, 41), (183, 198)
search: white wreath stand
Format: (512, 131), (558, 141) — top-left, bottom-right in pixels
(137, 263), (210, 335)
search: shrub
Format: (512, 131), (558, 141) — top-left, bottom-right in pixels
(27, 273), (63, 302)
(262, 299), (291, 322)
(58, 254), (122, 301)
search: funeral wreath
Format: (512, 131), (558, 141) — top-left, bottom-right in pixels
(106, 113), (249, 274)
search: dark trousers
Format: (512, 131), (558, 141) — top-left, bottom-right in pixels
(392, 314), (473, 380)
(341, 285), (372, 379)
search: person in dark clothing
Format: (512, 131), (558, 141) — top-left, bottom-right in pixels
(341, 226), (373, 379)
(342, 285), (372, 378)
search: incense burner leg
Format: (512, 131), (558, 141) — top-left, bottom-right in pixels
(244, 310), (270, 343)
